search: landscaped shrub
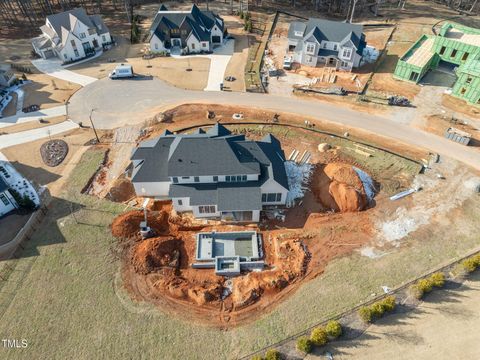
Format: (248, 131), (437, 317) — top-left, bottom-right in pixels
(461, 257), (480, 273)
(310, 326), (328, 346)
(296, 336), (312, 354)
(379, 296), (396, 312)
(358, 306), (373, 323)
(325, 320), (342, 339)
(410, 273), (446, 299)
(264, 349), (281, 360)
(430, 272), (446, 288)
(358, 296), (397, 323)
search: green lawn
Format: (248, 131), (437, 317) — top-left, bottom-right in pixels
(0, 148), (479, 359)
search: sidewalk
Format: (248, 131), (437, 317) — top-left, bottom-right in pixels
(0, 120), (78, 149)
(31, 59), (97, 86)
(0, 105), (66, 128)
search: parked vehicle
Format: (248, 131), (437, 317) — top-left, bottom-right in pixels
(109, 64), (134, 79)
(283, 56), (292, 70)
(232, 113), (244, 120)
(22, 104), (40, 113)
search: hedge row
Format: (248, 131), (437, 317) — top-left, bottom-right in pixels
(456, 254), (480, 275)
(358, 295), (396, 323)
(409, 272), (445, 299)
(296, 320), (342, 354)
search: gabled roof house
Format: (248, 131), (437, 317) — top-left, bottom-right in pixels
(130, 123), (289, 222)
(31, 8), (111, 62)
(148, 4), (226, 54)
(288, 18), (367, 71)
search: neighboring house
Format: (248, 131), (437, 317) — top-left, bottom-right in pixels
(0, 177), (17, 217)
(31, 7), (111, 62)
(394, 22), (480, 106)
(288, 18), (367, 71)
(0, 64), (17, 87)
(130, 123), (289, 222)
(148, 4), (226, 54)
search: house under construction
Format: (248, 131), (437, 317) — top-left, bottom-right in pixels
(393, 22), (480, 107)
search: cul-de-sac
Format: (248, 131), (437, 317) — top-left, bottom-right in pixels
(0, 1), (479, 359)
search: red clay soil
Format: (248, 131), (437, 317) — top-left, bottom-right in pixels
(311, 163), (368, 212)
(113, 197), (374, 328)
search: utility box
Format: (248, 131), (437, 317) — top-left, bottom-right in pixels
(444, 127), (471, 146)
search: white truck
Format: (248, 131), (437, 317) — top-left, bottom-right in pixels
(109, 64), (134, 79)
(283, 56), (293, 70)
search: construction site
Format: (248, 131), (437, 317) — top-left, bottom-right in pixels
(102, 104), (425, 326)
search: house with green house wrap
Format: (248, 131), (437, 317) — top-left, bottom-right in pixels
(393, 22), (480, 106)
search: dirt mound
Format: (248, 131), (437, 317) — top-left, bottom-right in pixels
(131, 238), (184, 274)
(232, 239), (309, 308)
(111, 210), (171, 239)
(106, 177), (136, 202)
(312, 163), (368, 212)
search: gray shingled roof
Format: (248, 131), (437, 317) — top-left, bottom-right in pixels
(47, 8), (94, 36)
(131, 137), (174, 183)
(169, 182), (262, 211)
(288, 18), (366, 54)
(150, 4), (223, 43)
(287, 21), (307, 40)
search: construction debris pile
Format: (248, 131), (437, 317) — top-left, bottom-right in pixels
(311, 163), (375, 212)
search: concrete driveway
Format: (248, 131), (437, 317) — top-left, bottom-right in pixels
(0, 105), (66, 128)
(67, 77), (480, 171)
(31, 59), (97, 86)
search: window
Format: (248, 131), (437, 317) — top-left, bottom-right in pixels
(177, 199), (183, 206)
(194, 176), (199, 182)
(439, 46), (446, 55)
(182, 176), (189, 179)
(306, 43), (315, 54)
(181, 30), (187, 35)
(199, 205), (216, 214)
(462, 52), (469, 61)
(79, 32), (86, 39)
(172, 177), (178, 183)
(333, 44), (338, 51)
(102, 35), (106, 42)
(155, 43), (158, 50)
(307, 56), (313, 63)
(74, 49), (79, 57)
(71, 40), (76, 48)
(342, 48), (352, 58)
(0, 194), (9, 206)
(263, 193), (282, 203)
(294, 31), (303, 37)
(466, 77), (472, 84)
(63, 54), (67, 59)
(323, 43), (327, 49)
(236, 175), (242, 182)
(242, 175), (247, 181)
(451, 49), (457, 58)
(409, 71), (419, 82)
(341, 61), (348, 67)
(202, 42), (207, 48)
(460, 88), (466, 95)
(192, 43), (195, 50)
(213, 176), (218, 182)
(226, 176), (231, 182)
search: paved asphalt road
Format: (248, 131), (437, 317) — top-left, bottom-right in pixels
(68, 77), (480, 170)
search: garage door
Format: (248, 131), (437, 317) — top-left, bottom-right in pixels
(43, 50), (55, 58)
(212, 36), (221, 43)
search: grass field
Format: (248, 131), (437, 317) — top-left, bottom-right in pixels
(0, 148), (479, 359)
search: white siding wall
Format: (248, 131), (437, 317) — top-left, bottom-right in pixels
(150, 34), (166, 53)
(171, 197), (192, 212)
(260, 179), (288, 205)
(100, 32), (112, 45)
(133, 181), (170, 198)
(0, 191), (16, 217)
(200, 41), (210, 52)
(59, 31), (85, 61)
(211, 25), (223, 43)
(186, 34), (201, 53)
